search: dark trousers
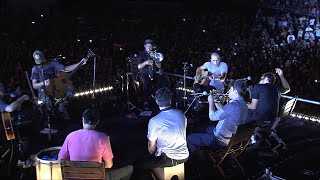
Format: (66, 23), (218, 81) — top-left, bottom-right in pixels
(133, 154), (187, 180)
(139, 73), (169, 102)
(187, 125), (226, 153)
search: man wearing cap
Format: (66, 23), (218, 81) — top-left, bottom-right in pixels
(31, 50), (87, 127)
(137, 39), (169, 109)
(58, 108), (133, 180)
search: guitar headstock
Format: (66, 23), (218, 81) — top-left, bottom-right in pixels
(86, 49), (96, 59)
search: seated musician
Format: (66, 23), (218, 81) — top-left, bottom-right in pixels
(193, 52), (228, 110)
(137, 39), (169, 109)
(246, 68), (290, 126)
(30, 50), (87, 128)
(133, 88), (189, 179)
(187, 80), (248, 153)
(58, 108), (133, 180)
(0, 83), (30, 113)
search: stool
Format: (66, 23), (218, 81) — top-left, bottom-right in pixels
(152, 163), (184, 180)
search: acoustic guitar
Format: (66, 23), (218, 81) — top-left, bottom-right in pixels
(194, 70), (222, 86)
(1, 112), (15, 140)
(45, 50), (95, 98)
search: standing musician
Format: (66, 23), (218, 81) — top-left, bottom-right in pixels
(193, 52), (228, 110)
(0, 83), (30, 113)
(137, 39), (169, 109)
(31, 50), (87, 126)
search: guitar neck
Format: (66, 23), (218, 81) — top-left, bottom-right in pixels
(64, 51), (94, 81)
(202, 75), (222, 79)
(65, 61), (84, 81)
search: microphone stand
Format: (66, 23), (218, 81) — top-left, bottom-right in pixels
(90, 50), (97, 108)
(182, 62), (189, 107)
(92, 55), (96, 99)
(40, 64), (52, 144)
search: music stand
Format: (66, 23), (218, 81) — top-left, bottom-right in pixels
(126, 72), (142, 112)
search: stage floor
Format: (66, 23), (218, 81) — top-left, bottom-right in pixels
(1, 98), (320, 180)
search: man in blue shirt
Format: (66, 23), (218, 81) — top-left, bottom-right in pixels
(187, 80), (248, 152)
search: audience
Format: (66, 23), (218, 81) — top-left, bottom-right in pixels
(0, 1), (319, 117)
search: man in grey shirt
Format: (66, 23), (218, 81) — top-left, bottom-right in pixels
(134, 88), (188, 179)
(187, 80), (248, 152)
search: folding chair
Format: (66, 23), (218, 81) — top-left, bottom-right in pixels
(254, 96), (298, 155)
(60, 160), (105, 180)
(201, 121), (256, 178)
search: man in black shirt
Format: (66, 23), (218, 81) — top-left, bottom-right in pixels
(137, 39), (169, 109)
(247, 68), (290, 126)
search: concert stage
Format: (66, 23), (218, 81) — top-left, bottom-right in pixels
(1, 95), (320, 180)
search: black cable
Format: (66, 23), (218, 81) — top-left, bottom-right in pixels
(8, 140), (14, 177)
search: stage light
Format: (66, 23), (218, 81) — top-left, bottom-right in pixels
(41, 15), (44, 17)
(202, 30), (206, 33)
(74, 86), (113, 97)
(77, 39), (80, 42)
(217, 48), (220, 51)
(183, 18), (186, 21)
(32, 21), (35, 24)
(89, 39), (92, 43)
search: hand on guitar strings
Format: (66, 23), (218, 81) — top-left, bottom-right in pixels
(44, 79), (50, 86)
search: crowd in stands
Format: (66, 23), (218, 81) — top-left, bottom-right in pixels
(1, 1), (319, 116)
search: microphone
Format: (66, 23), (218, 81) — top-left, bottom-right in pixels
(238, 76), (252, 81)
(190, 91), (208, 96)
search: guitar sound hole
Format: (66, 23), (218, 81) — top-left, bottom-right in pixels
(62, 79), (67, 84)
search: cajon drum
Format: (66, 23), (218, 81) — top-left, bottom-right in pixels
(152, 163), (184, 180)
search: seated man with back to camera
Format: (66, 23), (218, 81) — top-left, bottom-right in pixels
(187, 79), (248, 154)
(133, 87), (189, 179)
(246, 68), (290, 126)
(58, 108), (133, 180)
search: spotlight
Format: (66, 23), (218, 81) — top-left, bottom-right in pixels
(89, 40), (92, 43)
(202, 30), (206, 33)
(183, 18), (186, 21)
(32, 21), (35, 24)
(40, 15), (44, 17)
(77, 39), (80, 42)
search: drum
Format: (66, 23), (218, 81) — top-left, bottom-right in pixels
(35, 146), (62, 180)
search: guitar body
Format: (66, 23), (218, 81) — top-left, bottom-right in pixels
(45, 72), (72, 98)
(1, 112), (15, 140)
(194, 70), (212, 87)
